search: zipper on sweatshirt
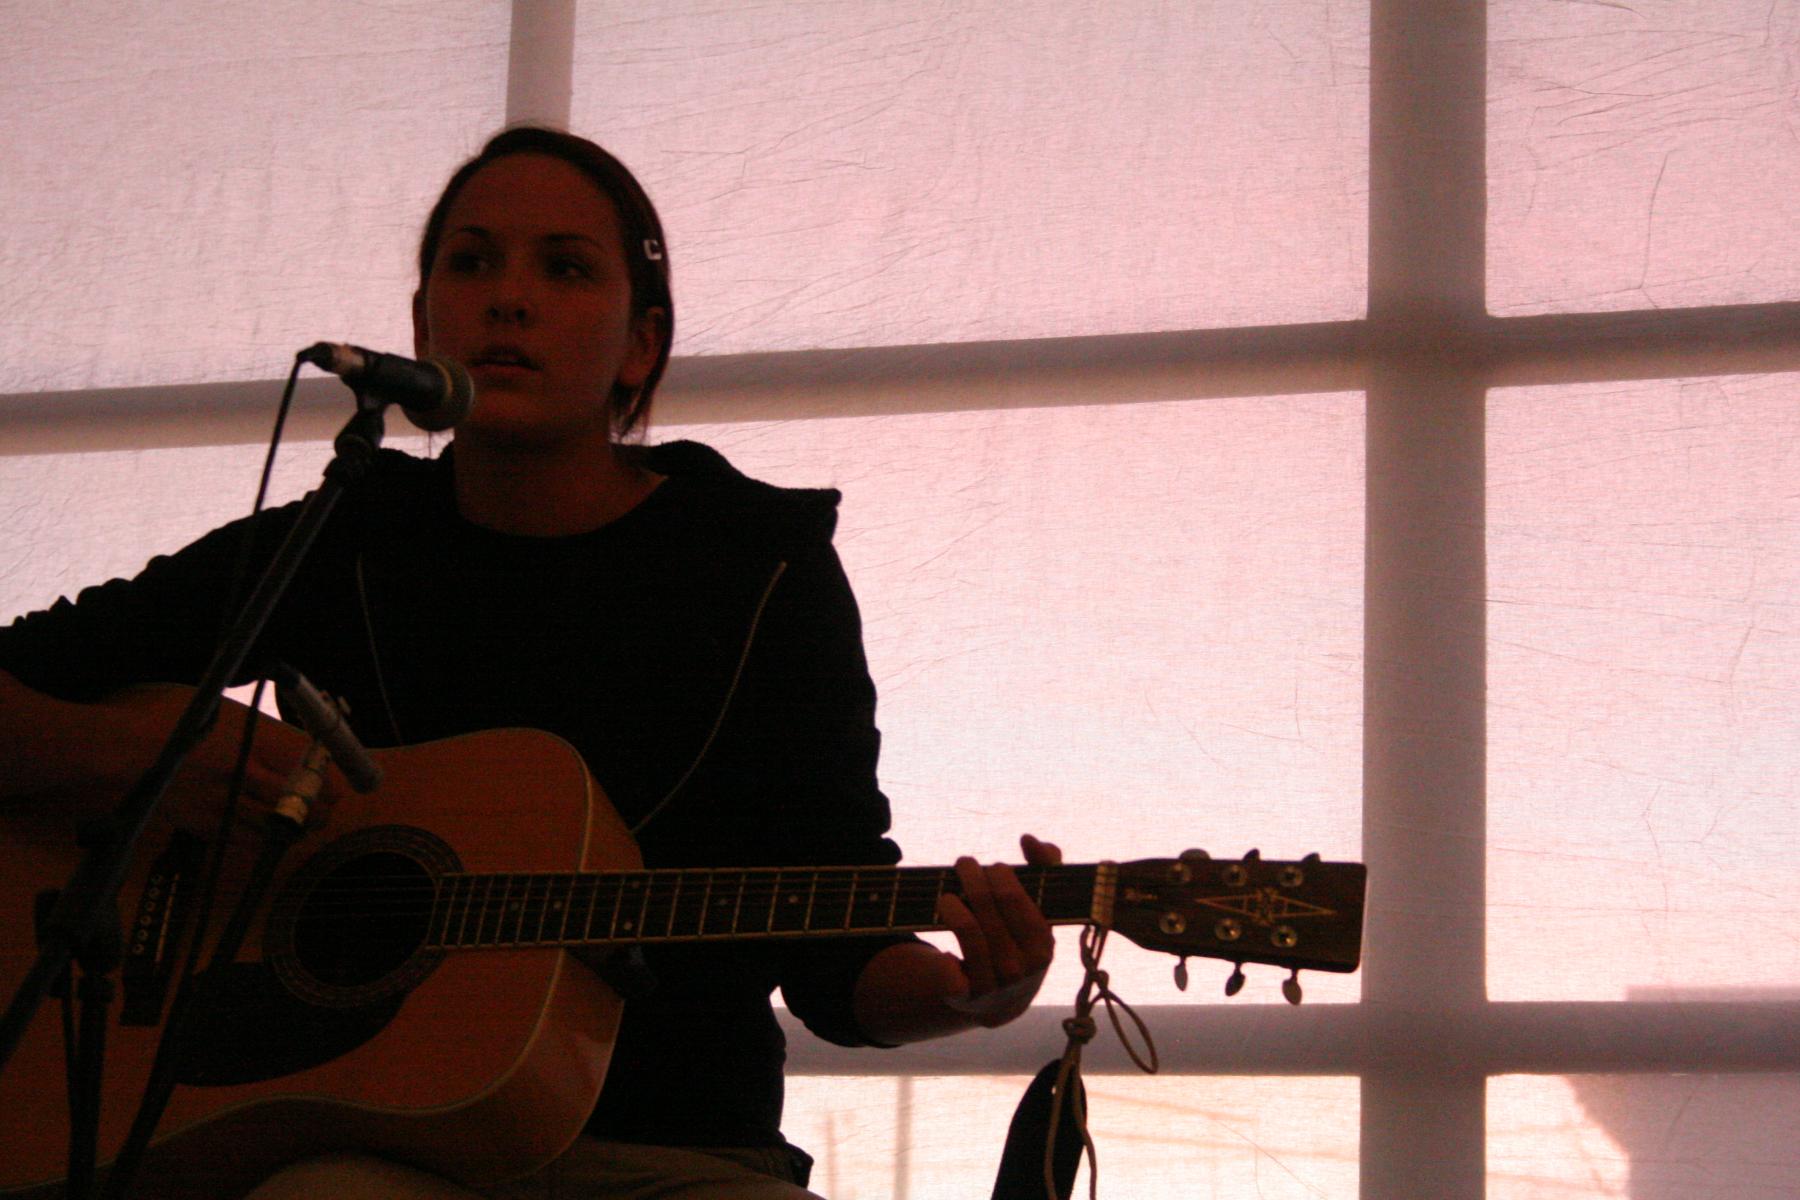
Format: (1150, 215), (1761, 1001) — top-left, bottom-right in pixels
(629, 559), (789, 836)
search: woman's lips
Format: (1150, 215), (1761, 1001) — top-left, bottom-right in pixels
(471, 346), (539, 369)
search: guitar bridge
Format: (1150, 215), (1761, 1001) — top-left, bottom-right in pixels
(120, 830), (205, 1026)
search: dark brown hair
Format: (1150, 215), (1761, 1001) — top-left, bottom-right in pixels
(418, 127), (674, 438)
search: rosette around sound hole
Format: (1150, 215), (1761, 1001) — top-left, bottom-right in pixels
(268, 825), (457, 1008)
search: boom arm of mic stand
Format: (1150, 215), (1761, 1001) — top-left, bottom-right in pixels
(0, 401), (389, 1190)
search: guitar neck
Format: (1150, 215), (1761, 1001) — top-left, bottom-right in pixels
(426, 863), (1108, 950)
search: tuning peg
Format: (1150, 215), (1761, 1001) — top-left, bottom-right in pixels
(1243, 848), (1261, 862)
(1282, 970), (1303, 1005)
(1224, 964), (1246, 997)
(1303, 852), (1321, 864)
(1179, 848), (1211, 863)
(1174, 957), (1189, 992)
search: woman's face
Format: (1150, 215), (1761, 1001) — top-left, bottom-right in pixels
(412, 152), (664, 449)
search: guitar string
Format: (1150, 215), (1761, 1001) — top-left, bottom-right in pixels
(256, 867), (1095, 895)
(261, 870), (1096, 907)
(267, 883), (1104, 921)
(253, 873), (1105, 926)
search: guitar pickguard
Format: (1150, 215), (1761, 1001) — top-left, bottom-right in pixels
(174, 961), (404, 1088)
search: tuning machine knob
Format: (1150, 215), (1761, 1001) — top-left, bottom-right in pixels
(1224, 963), (1246, 997)
(1174, 956), (1189, 992)
(1282, 969), (1303, 1005)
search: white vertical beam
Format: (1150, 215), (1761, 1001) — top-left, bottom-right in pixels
(1363, 1), (1489, 1197)
(506, 0), (577, 128)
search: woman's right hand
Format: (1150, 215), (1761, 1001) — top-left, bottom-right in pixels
(107, 686), (343, 834)
(2, 672), (344, 835)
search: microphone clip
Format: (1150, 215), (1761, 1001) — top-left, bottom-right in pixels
(271, 663), (384, 795)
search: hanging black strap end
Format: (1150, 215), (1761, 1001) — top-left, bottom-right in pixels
(990, 1057), (1086, 1200)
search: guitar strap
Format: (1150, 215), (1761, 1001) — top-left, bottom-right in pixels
(989, 1057), (1087, 1200)
(988, 925), (1160, 1200)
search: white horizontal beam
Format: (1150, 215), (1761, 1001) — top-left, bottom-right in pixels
(780, 999), (1800, 1077)
(2, 304), (1796, 456)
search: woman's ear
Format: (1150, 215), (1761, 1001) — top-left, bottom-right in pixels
(618, 306), (669, 389)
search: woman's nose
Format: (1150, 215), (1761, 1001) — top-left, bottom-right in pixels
(485, 297), (530, 323)
(484, 267), (535, 324)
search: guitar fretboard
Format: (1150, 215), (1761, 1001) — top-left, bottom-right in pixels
(426, 864), (1104, 949)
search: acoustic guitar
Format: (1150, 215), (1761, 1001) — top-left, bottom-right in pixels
(0, 725), (1364, 1198)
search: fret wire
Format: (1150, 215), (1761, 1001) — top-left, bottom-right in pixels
(528, 874), (547, 945)
(426, 876), (447, 947)
(544, 873), (563, 944)
(486, 874), (507, 947)
(611, 874), (630, 939)
(699, 872), (714, 937)
(606, 873), (624, 941)
(843, 867), (857, 929)
(665, 873), (681, 938)
(427, 875), (447, 947)
(531, 873), (549, 944)
(885, 868), (899, 929)
(483, 875), (501, 946)
(515, 874), (531, 945)
(556, 873), (574, 944)
(802, 871), (818, 931)
(449, 875), (466, 948)
(452, 875), (471, 944)
(766, 869), (780, 933)
(579, 873), (599, 944)
(461, 875), (480, 946)
(587, 874), (606, 943)
(501, 874), (522, 946)
(483, 874), (502, 947)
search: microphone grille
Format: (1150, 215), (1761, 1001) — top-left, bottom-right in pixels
(408, 357), (475, 432)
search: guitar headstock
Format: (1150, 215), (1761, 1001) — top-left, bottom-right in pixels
(1106, 850), (1365, 1002)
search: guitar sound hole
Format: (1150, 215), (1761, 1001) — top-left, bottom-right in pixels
(292, 851), (431, 988)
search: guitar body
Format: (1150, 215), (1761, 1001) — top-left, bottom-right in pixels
(0, 728), (633, 1199)
(0, 711), (1371, 1199)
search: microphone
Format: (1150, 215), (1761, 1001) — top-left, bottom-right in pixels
(300, 342), (474, 432)
(272, 663), (384, 794)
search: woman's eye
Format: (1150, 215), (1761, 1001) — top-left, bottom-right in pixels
(444, 249), (489, 274)
(548, 255), (593, 280)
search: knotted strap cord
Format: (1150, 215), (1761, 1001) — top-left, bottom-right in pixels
(1042, 924), (1159, 1200)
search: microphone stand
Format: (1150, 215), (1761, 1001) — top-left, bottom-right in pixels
(0, 390), (390, 1199)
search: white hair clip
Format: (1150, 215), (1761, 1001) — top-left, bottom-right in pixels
(642, 238), (664, 262)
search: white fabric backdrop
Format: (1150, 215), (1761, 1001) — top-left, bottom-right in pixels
(2, 2), (1797, 1197)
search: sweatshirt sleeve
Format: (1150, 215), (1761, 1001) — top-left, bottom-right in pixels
(728, 537), (921, 1047)
(0, 508), (295, 702)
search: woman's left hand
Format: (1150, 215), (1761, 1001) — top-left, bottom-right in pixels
(936, 833), (1063, 1028)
